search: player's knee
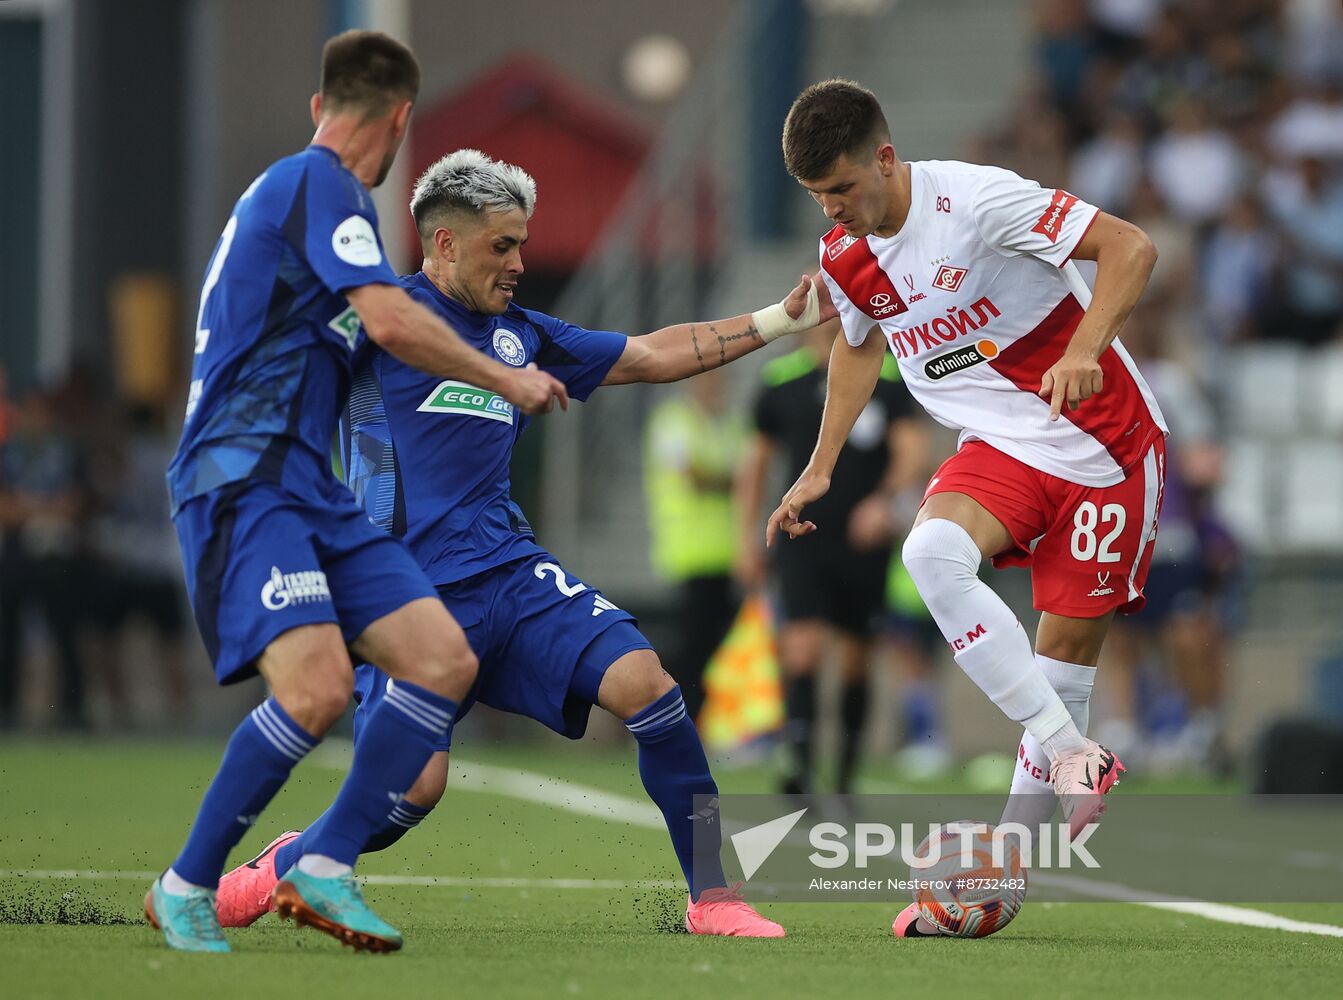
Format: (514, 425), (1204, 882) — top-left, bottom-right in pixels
(274, 660), (353, 734)
(901, 518), (980, 588)
(778, 624), (824, 675)
(601, 650), (675, 720)
(409, 637), (478, 699)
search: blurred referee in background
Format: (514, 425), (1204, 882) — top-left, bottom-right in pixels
(737, 319), (926, 794)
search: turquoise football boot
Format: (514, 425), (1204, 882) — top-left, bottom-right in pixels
(144, 877), (231, 953)
(273, 868), (403, 953)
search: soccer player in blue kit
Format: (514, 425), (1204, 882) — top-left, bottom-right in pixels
(145, 34), (568, 954)
(214, 149), (835, 938)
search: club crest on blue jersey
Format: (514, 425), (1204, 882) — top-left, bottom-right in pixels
(492, 327), (527, 366)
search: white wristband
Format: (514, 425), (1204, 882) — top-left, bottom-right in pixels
(751, 281), (820, 343)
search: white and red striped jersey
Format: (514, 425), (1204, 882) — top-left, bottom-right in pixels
(818, 160), (1168, 487)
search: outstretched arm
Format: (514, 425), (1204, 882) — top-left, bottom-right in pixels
(766, 324), (887, 546)
(348, 283), (569, 415)
(601, 274), (836, 385)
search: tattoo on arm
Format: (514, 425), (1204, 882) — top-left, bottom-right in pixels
(690, 321), (762, 373)
(714, 323), (760, 366)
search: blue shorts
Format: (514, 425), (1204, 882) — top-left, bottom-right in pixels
(353, 553), (652, 750)
(174, 479), (439, 685)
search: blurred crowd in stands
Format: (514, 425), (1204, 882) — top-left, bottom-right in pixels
(0, 365), (189, 732)
(974, 0), (1343, 365)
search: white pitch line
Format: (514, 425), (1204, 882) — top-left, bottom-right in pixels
(0, 869), (679, 891)
(1030, 873), (1343, 938)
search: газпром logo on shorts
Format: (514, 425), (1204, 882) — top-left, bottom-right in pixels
(261, 566), (332, 611)
(924, 339), (999, 380)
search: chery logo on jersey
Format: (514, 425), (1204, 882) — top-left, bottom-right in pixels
(493, 328), (527, 366)
(869, 292), (902, 318)
(417, 380), (515, 425)
(932, 265), (968, 293)
(924, 339), (1000, 380)
(260, 566), (332, 611)
(1031, 189), (1078, 243)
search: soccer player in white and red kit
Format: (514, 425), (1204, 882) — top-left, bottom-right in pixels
(766, 81), (1166, 933)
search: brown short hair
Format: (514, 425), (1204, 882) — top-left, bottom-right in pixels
(320, 30), (420, 115)
(782, 80), (890, 180)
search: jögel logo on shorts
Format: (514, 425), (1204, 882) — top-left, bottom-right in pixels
(260, 566), (332, 611)
(924, 339), (1000, 380)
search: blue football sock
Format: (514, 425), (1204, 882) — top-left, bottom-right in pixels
(275, 798), (434, 877)
(172, 697), (317, 888)
(365, 798), (434, 852)
(303, 679), (454, 866)
(625, 686), (726, 901)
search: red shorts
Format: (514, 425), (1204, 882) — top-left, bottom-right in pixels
(923, 440), (1165, 618)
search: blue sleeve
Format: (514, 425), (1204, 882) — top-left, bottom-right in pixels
(529, 311), (628, 402)
(302, 159), (399, 295)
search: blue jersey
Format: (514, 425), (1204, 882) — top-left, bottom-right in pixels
(167, 145), (398, 513)
(343, 271), (627, 585)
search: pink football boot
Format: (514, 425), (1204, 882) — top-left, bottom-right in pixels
(685, 884), (785, 938)
(215, 831), (301, 928)
(1051, 740), (1126, 837)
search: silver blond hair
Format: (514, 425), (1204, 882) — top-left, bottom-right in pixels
(409, 149), (537, 238)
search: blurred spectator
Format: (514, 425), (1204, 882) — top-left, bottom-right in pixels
(1261, 154), (1343, 345)
(0, 388), (91, 730)
(643, 370), (746, 722)
(1201, 193), (1278, 344)
(85, 404), (191, 727)
(1148, 98), (1246, 225)
(1267, 84), (1343, 161)
(1035, 0), (1098, 118)
(1068, 110), (1144, 213)
(1087, 0), (1163, 55)
(1111, 7), (1208, 125)
(0, 366), (17, 447)
(1281, 0), (1343, 85)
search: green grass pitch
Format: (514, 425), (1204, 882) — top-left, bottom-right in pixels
(2, 737), (1341, 999)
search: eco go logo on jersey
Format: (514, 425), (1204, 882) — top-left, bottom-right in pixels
(492, 328), (527, 366)
(260, 566), (332, 611)
(924, 339), (1000, 380)
(417, 380), (516, 425)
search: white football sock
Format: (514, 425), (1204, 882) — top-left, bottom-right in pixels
(1001, 656), (1096, 828)
(902, 519), (1074, 745)
(296, 853), (353, 878)
(160, 867), (209, 896)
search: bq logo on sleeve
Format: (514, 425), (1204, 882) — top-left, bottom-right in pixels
(417, 380), (515, 424)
